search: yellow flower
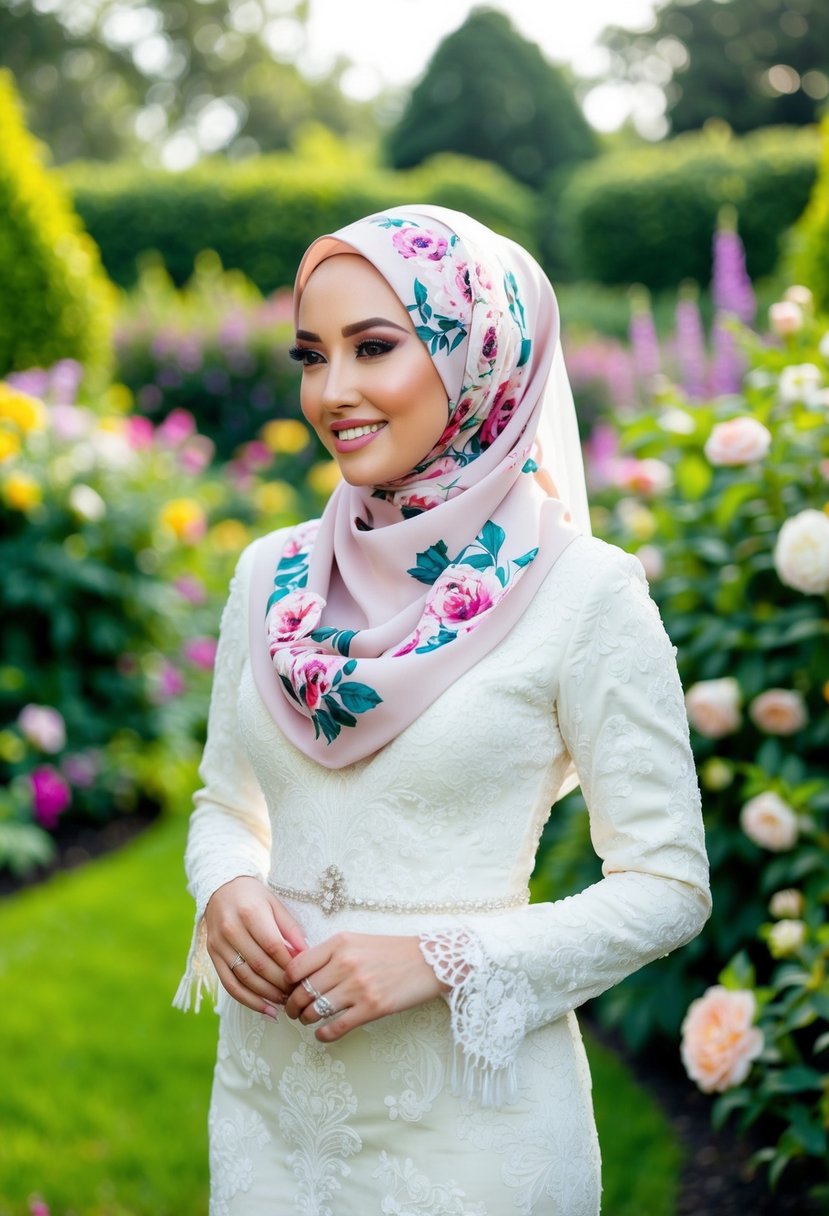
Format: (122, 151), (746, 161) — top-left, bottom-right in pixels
(0, 383), (46, 433)
(255, 480), (297, 516)
(307, 460), (341, 498)
(102, 383), (133, 414)
(823, 680), (829, 703)
(261, 418), (311, 455)
(0, 425), (21, 463)
(159, 498), (207, 543)
(3, 471), (42, 511)
(209, 519), (249, 553)
(0, 730), (25, 763)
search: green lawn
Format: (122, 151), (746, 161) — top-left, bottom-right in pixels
(0, 815), (681, 1215)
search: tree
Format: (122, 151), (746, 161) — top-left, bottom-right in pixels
(602, 0), (829, 136)
(386, 7), (598, 190)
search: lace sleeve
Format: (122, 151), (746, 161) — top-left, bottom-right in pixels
(419, 547), (711, 1105)
(173, 540), (273, 1013)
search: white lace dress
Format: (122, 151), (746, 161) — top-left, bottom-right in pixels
(176, 530), (711, 1216)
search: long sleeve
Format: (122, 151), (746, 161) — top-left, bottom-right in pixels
(419, 547), (712, 1104)
(173, 540), (272, 1012)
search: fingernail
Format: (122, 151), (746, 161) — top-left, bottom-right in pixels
(262, 1003), (281, 1020)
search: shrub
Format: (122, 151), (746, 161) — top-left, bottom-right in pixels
(554, 125), (819, 290)
(63, 152), (539, 294)
(0, 69), (115, 381)
(791, 115), (829, 314)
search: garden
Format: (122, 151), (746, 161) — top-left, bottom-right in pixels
(2, 2), (829, 1212)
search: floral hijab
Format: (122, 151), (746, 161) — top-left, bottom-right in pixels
(248, 205), (583, 768)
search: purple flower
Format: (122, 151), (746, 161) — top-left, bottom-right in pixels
(712, 210), (755, 325)
(30, 765), (71, 829)
(708, 314), (744, 397)
(182, 636), (218, 671)
(174, 575), (207, 605)
(48, 359), (84, 405)
(61, 750), (101, 789)
(18, 705), (66, 753)
(675, 287), (707, 402)
(628, 289), (661, 384)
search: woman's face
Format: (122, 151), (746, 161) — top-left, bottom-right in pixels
(293, 254), (450, 487)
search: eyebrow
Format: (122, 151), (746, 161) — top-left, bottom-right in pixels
(295, 317), (409, 342)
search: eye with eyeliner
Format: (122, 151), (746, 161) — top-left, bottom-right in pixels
(288, 337), (397, 366)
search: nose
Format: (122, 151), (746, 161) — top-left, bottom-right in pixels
(319, 353), (361, 410)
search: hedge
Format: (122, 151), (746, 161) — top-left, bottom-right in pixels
(791, 115), (829, 312)
(62, 153), (540, 294)
(553, 125), (819, 290)
(0, 70), (115, 380)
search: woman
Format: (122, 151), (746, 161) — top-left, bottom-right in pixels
(175, 205), (711, 1215)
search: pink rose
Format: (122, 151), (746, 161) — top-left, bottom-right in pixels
(182, 636), (218, 671)
(155, 662), (185, 702)
(391, 226), (448, 262)
(125, 415), (155, 450)
(18, 704), (66, 753)
(617, 457), (673, 495)
(740, 791), (799, 851)
(282, 521), (319, 559)
(267, 591), (325, 653)
(748, 689), (807, 735)
(685, 678), (741, 738)
(434, 397), (475, 451)
(426, 568), (503, 630)
(30, 765), (72, 829)
(174, 575), (207, 605)
(290, 652), (338, 712)
(704, 417), (772, 466)
(479, 387), (518, 449)
(179, 435), (215, 474)
(480, 325), (498, 363)
(768, 301), (803, 337)
(681, 986), (763, 1093)
(157, 408), (197, 447)
(454, 261), (473, 304)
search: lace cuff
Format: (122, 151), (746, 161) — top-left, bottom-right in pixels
(419, 926), (538, 1108)
(172, 913), (217, 1013)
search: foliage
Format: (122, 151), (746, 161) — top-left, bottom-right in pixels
(792, 114), (829, 313)
(602, 0), (829, 136)
(555, 123), (819, 290)
(582, 296), (829, 1198)
(0, 363), (331, 876)
(0, 0), (378, 166)
(0, 69), (115, 381)
(63, 149), (539, 294)
(0, 814), (681, 1216)
(386, 7), (598, 190)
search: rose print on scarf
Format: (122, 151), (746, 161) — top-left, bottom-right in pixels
(394, 520), (538, 656)
(391, 225), (449, 263)
(266, 522), (383, 744)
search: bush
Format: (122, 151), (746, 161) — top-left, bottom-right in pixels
(63, 151), (539, 294)
(554, 125), (819, 290)
(791, 115), (829, 314)
(0, 70), (115, 381)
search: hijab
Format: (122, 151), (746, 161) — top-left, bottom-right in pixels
(248, 205), (589, 769)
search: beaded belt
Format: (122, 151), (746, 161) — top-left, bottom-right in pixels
(268, 864), (529, 918)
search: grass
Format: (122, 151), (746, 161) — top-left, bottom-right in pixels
(0, 815), (682, 1215)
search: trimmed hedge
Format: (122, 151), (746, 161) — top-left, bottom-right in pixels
(553, 125), (819, 290)
(791, 115), (829, 312)
(62, 153), (539, 294)
(0, 70), (115, 380)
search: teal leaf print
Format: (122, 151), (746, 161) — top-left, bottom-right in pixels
(522, 457), (538, 474)
(313, 708), (339, 744)
(480, 520), (505, 560)
(513, 547), (539, 569)
(322, 696), (358, 728)
(342, 658), (358, 676)
(337, 682), (383, 714)
(415, 627), (457, 654)
(461, 551), (495, 571)
(279, 674), (300, 703)
(309, 626), (357, 656)
(518, 337), (532, 368)
(407, 539), (451, 585)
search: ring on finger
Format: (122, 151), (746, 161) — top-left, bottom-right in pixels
(313, 994), (338, 1018)
(302, 977), (322, 1000)
(230, 950), (246, 974)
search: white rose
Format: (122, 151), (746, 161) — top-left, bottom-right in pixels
(769, 888), (804, 919)
(685, 678), (742, 738)
(768, 919), (806, 958)
(783, 285), (813, 310)
(740, 791), (799, 851)
(773, 509), (829, 595)
(749, 689), (808, 735)
(68, 483), (106, 522)
(704, 417), (772, 467)
(768, 301), (803, 337)
(778, 363), (822, 407)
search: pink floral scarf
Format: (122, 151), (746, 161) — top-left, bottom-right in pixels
(248, 205), (581, 767)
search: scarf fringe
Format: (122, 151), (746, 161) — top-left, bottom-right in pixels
(172, 915), (218, 1013)
(446, 1040), (519, 1109)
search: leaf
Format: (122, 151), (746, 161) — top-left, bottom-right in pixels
(711, 1089), (752, 1130)
(414, 278), (427, 310)
(495, 566), (507, 587)
(342, 659), (357, 676)
(675, 453), (713, 500)
(313, 708), (340, 744)
(764, 1065), (824, 1093)
(789, 1106), (828, 1156)
(415, 325), (435, 343)
(279, 674), (300, 703)
(518, 337), (532, 367)
(407, 540), (451, 585)
(513, 547), (538, 569)
(479, 519), (505, 559)
(459, 551), (495, 570)
(449, 330), (466, 352)
(336, 682), (383, 714)
(415, 627), (457, 653)
(322, 696), (357, 729)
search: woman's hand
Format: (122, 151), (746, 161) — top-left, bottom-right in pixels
(204, 876), (308, 1017)
(282, 932), (448, 1042)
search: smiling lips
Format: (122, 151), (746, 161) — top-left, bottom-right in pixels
(330, 420), (388, 452)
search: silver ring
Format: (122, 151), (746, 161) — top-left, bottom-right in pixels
(313, 994), (337, 1018)
(302, 977), (322, 1000)
(230, 951), (246, 973)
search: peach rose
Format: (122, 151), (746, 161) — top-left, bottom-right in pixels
(773, 509), (829, 595)
(704, 417), (772, 467)
(685, 678), (742, 738)
(768, 301), (803, 337)
(768, 919), (806, 958)
(749, 689), (808, 735)
(768, 888), (804, 919)
(681, 986), (764, 1093)
(740, 791), (799, 852)
(617, 457), (672, 495)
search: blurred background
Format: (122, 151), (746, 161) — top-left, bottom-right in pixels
(1, 2), (828, 1213)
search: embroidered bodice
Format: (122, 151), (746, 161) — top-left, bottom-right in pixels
(177, 529), (711, 1104)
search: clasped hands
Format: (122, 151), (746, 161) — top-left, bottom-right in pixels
(203, 876), (446, 1043)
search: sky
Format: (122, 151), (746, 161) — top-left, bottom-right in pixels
(301, 0), (669, 135)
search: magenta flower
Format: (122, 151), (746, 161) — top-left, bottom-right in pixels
(157, 408), (197, 447)
(30, 766), (71, 829)
(125, 415), (155, 449)
(267, 591), (324, 653)
(174, 575), (207, 605)
(182, 636), (218, 671)
(179, 436), (215, 474)
(426, 568), (503, 630)
(155, 662), (186, 702)
(292, 653), (338, 712)
(391, 226), (448, 262)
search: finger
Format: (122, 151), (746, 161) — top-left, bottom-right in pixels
(299, 983), (349, 1027)
(215, 958), (284, 1018)
(268, 896), (308, 954)
(226, 955), (290, 1006)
